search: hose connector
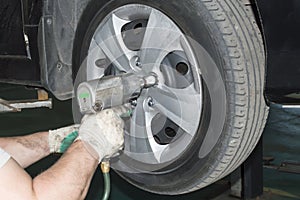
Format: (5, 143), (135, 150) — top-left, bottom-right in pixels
(101, 161), (110, 173)
(100, 161), (111, 200)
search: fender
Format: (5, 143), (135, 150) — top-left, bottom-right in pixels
(38, 0), (92, 100)
(255, 0), (300, 104)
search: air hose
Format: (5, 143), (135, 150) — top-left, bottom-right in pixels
(100, 161), (111, 200)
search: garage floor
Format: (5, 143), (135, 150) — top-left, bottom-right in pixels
(0, 84), (299, 200)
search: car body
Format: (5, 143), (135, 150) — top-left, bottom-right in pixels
(0, 0), (299, 105)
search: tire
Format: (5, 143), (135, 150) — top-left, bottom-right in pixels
(72, 0), (269, 195)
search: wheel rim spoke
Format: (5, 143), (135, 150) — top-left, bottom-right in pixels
(127, 98), (168, 163)
(93, 13), (134, 72)
(148, 84), (201, 136)
(86, 38), (106, 80)
(87, 4), (203, 167)
(144, 110), (169, 162)
(139, 9), (183, 73)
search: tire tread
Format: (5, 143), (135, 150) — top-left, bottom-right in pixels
(188, 0), (268, 191)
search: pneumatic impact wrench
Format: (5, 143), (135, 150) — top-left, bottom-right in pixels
(76, 73), (158, 200)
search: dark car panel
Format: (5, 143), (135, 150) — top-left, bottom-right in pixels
(257, 0), (300, 104)
(0, 0), (41, 85)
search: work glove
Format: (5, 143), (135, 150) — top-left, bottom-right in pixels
(48, 125), (79, 153)
(78, 106), (129, 162)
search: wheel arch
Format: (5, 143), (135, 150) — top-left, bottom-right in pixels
(241, 0), (269, 104)
(38, 0), (94, 100)
(252, 0), (300, 104)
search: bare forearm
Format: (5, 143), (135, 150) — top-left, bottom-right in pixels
(33, 140), (98, 200)
(0, 140), (98, 200)
(0, 132), (50, 168)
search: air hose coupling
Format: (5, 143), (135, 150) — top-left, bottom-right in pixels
(101, 161), (110, 173)
(100, 161), (111, 200)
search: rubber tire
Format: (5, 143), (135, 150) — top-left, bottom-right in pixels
(72, 0), (269, 195)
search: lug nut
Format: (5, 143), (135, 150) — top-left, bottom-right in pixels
(143, 73), (158, 88)
(93, 102), (103, 112)
(130, 99), (137, 107)
(136, 61), (141, 67)
(135, 56), (141, 67)
(147, 97), (154, 107)
(130, 56), (142, 69)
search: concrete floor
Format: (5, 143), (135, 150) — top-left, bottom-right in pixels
(0, 84), (299, 200)
(262, 105), (300, 200)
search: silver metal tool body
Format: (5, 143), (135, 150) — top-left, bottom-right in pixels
(77, 73), (157, 114)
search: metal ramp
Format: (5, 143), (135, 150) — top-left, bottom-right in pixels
(0, 89), (52, 113)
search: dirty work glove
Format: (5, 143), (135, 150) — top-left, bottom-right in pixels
(49, 125), (79, 153)
(78, 106), (128, 162)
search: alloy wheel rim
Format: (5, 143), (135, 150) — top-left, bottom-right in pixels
(86, 4), (203, 169)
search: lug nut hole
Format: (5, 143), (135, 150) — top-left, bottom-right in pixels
(176, 62), (189, 75)
(165, 127), (176, 138)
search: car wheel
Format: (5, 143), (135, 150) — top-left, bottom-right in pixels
(72, 0), (269, 195)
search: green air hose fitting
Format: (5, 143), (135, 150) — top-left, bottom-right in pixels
(100, 161), (111, 200)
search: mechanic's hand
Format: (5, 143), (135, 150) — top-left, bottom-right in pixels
(49, 125), (79, 153)
(78, 107), (126, 162)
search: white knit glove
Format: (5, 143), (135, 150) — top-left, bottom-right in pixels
(78, 107), (127, 162)
(48, 125), (79, 153)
